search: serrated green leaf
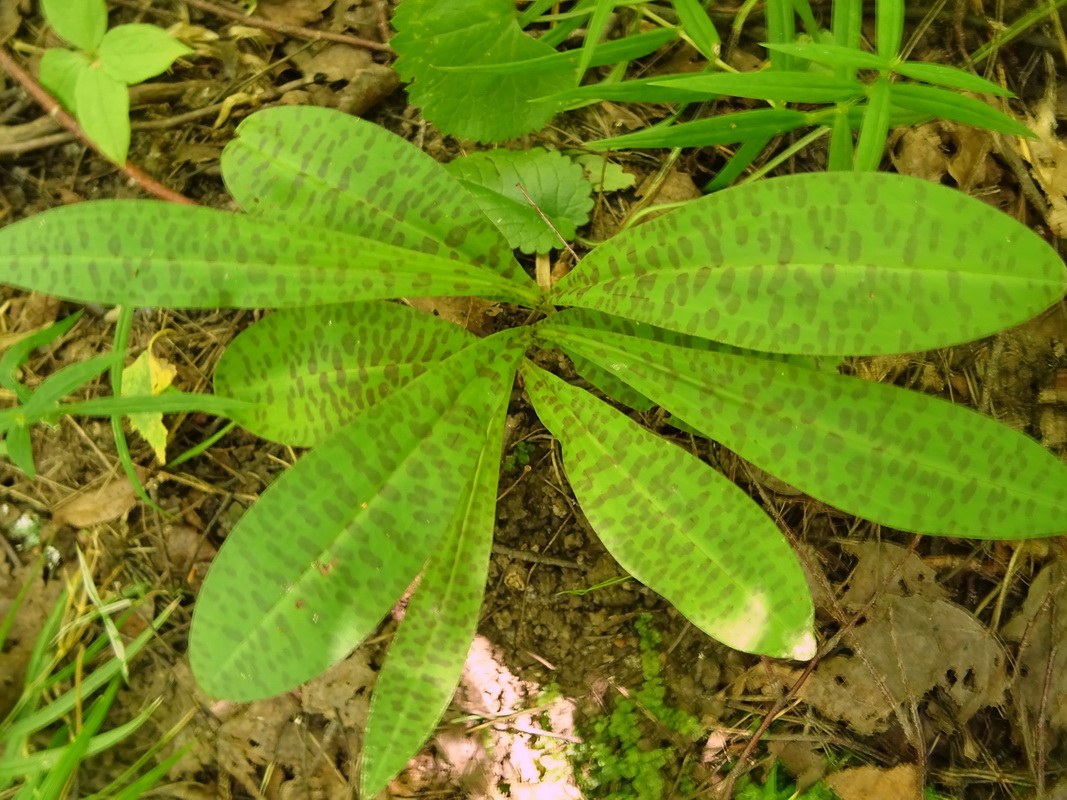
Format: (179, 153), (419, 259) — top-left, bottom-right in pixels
(652, 71), (865, 103)
(74, 65), (129, 164)
(542, 324), (1067, 537)
(890, 83), (1034, 138)
(522, 362), (815, 659)
(574, 154), (635, 192)
(588, 108), (810, 150)
(42, 0), (107, 52)
(39, 48), (90, 112)
(214, 302), (475, 447)
(220, 107), (528, 285)
(446, 148), (593, 254)
(98, 24), (193, 85)
(893, 61), (1013, 96)
(391, 0), (576, 142)
(553, 172), (1066, 355)
(189, 331), (526, 701)
(360, 369), (509, 796)
(0, 201), (540, 309)
(761, 42), (889, 70)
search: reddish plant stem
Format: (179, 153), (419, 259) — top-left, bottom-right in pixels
(0, 46), (196, 205)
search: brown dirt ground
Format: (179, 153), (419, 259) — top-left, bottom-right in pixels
(3, 2), (1067, 799)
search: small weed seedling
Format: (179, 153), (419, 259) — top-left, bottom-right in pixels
(575, 614), (702, 800)
(0, 106), (1065, 796)
(37, 0), (192, 164)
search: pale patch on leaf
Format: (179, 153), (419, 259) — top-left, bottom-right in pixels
(122, 329), (177, 463)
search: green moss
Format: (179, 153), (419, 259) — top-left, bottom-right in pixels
(572, 614), (702, 799)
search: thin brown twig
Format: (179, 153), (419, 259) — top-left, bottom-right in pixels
(0, 47), (195, 204)
(182, 0), (392, 53)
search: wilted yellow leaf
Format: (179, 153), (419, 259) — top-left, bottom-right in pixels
(122, 330), (177, 463)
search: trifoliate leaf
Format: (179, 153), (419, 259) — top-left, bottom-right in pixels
(40, 49), (91, 113)
(391, 0), (576, 142)
(122, 330), (177, 463)
(447, 148), (593, 254)
(575, 154), (636, 192)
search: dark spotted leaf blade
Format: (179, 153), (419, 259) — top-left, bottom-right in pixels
(544, 323), (1067, 537)
(553, 172), (1066, 355)
(214, 302), (475, 447)
(220, 106), (530, 286)
(360, 371), (508, 796)
(522, 362), (816, 660)
(0, 202), (539, 309)
(189, 331), (525, 701)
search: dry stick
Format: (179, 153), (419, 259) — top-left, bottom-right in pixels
(0, 47), (195, 204)
(182, 0), (392, 52)
(1036, 593), (1058, 798)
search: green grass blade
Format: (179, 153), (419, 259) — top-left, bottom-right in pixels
(220, 106), (528, 286)
(0, 311), (83, 402)
(189, 331), (526, 702)
(650, 72), (865, 103)
(893, 61), (1013, 96)
(0, 201), (540, 309)
(827, 106), (854, 170)
(214, 302), (475, 447)
(763, 0), (795, 69)
(762, 42), (889, 70)
(587, 108), (809, 150)
(360, 370), (510, 796)
(876, 0), (905, 58)
(537, 74), (715, 105)
(853, 78), (892, 171)
(673, 0), (721, 60)
(889, 83), (1034, 138)
(523, 362), (815, 659)
(544, 326), (1067, 538)
(553, 172), (1066, 355)
(577, 0), (615, 77)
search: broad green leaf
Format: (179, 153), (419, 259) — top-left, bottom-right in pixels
(360, 370), (509, 796)
(42, 0), (106, 52)
(542, 324), (1067, 537)
(522, 362), (815, 659)
(391, 0), (576, 142)
(121, 333), (177, 463)
(587, 108), (810, 150)
(39, 49), (90, 112)
(553, 172), (1066, 355)
(893, 61), (1013, 96)
(74, 65), (129, 164)
(214, 302), (475, 447)
(652, 71), (865, 103)
(876, 0), (904, 58)
(853, 78), (891, 171)
(761, 42), (889, 71)
(189, 331), (526, 701)
(220, 107), (528, 285)
(98, 24), (193, 85)
(890, 83), (1034, 138)
(446, 148), (593, 254)
(0, 201), (540, 309)
(674, 0), (721, 60)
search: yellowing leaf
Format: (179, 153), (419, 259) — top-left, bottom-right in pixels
(122, 329), (177, 463)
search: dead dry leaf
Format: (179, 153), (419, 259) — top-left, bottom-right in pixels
(253, 0), (333, 27)
(52, 469), (148, 528)
(838, 541), (948, 608)
(826, 764), (922, 800)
